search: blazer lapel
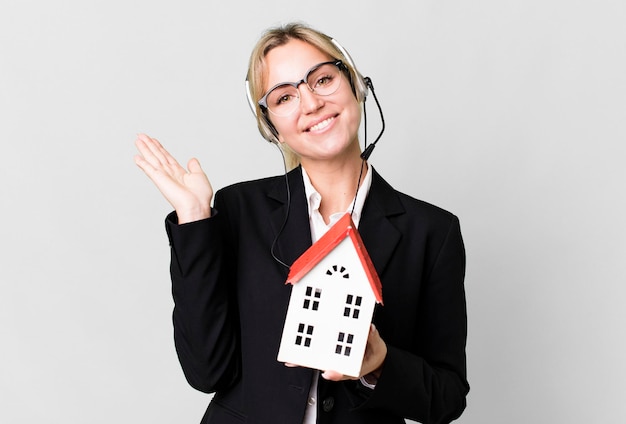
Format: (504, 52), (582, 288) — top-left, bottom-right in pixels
(266, 167), (316, 393)
(358, 167), (405, 278)
(267, 166), (313, 271)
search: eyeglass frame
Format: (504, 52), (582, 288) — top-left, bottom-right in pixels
(257, 59), (347, 116)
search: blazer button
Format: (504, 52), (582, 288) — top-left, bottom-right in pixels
(322, 397), (335, 412)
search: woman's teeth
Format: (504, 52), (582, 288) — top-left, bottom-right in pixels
(309, 117), (334, 132)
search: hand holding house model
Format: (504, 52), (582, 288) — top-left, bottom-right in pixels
(277, 213), (383, 378)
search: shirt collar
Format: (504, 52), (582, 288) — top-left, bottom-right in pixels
(301, 164), (373, 228)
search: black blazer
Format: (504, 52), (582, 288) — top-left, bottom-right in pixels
(165, 166), (469, 424)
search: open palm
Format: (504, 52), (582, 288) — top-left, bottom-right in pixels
(134, 133), (213, 223)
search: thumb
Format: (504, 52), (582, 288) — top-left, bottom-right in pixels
(187, 157), (203, 174)
(321, 370), (344, 381)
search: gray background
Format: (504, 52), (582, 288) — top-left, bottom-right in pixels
(1, 0), (624, 422)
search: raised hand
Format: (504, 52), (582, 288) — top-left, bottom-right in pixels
(134, 133), (213, 224)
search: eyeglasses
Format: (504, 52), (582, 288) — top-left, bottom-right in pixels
(258, 60), (345, 117)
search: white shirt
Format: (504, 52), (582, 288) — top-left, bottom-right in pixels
(300, 165), (373, 423)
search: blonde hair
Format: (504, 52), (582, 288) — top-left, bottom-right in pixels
(246, 22), (367, 170)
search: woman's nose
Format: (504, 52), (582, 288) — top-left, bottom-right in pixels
(298, 85), (324, 114)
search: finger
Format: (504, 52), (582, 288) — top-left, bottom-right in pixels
(134, 153), (173, 186)
(135, 136), (166, 170)
(321, 370), (345, 381)
(138, 134), (173, 170)
(134, 153), (156, 176)
(187, 157), (203, 174)
(135, 139), (179, 185)
(367, 323), (381, 343)
(136, 133), (161, 152)
(137, 134), (187, 178)
(150, 135), (183, 169)
(361, 324), (387, 377)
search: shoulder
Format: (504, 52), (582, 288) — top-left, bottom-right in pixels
(215, 167), (303, 208)
(369, 171), (465, 272)
(215, 174), (285, 205)
(218, 174), (283, 195)
(370, 168), (459, 229)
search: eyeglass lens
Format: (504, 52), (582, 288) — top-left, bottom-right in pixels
(265, 62), (342, 116)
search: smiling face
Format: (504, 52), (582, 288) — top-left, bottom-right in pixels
(263, 39), (362, 167)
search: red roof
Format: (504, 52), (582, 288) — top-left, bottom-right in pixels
(286, 213), (383, 304)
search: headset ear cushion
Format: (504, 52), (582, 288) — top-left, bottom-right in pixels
(245, 79), (258, 117)
(261, 116), (280, 143)
(247, 79), (280, 143)
(330, 38), (368, 101)
(357, 76), (369, 100)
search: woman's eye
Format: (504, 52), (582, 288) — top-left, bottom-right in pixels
(315, 74), (333, 87)
(276, 94), (294, 105)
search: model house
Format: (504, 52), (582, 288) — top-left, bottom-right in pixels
(277, 213), (383, 377)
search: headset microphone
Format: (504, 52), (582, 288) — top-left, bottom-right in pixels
(360, 77), (385, 160)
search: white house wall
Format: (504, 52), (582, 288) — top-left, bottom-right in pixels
(277, 237), (377, 377)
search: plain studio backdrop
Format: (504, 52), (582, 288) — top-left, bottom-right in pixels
(1, 1), (624, 422)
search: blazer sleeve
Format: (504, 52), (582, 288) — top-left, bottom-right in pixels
(165, 192), (241, 393)
(358, 215), (469, 424)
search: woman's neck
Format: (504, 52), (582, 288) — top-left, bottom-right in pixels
(302, 154), (368, 224)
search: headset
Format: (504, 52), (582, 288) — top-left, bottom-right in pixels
(244, 36), (384, 268)
(245, 37), (371, 145)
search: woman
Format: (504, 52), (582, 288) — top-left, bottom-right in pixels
(135, 23), (468, 424)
